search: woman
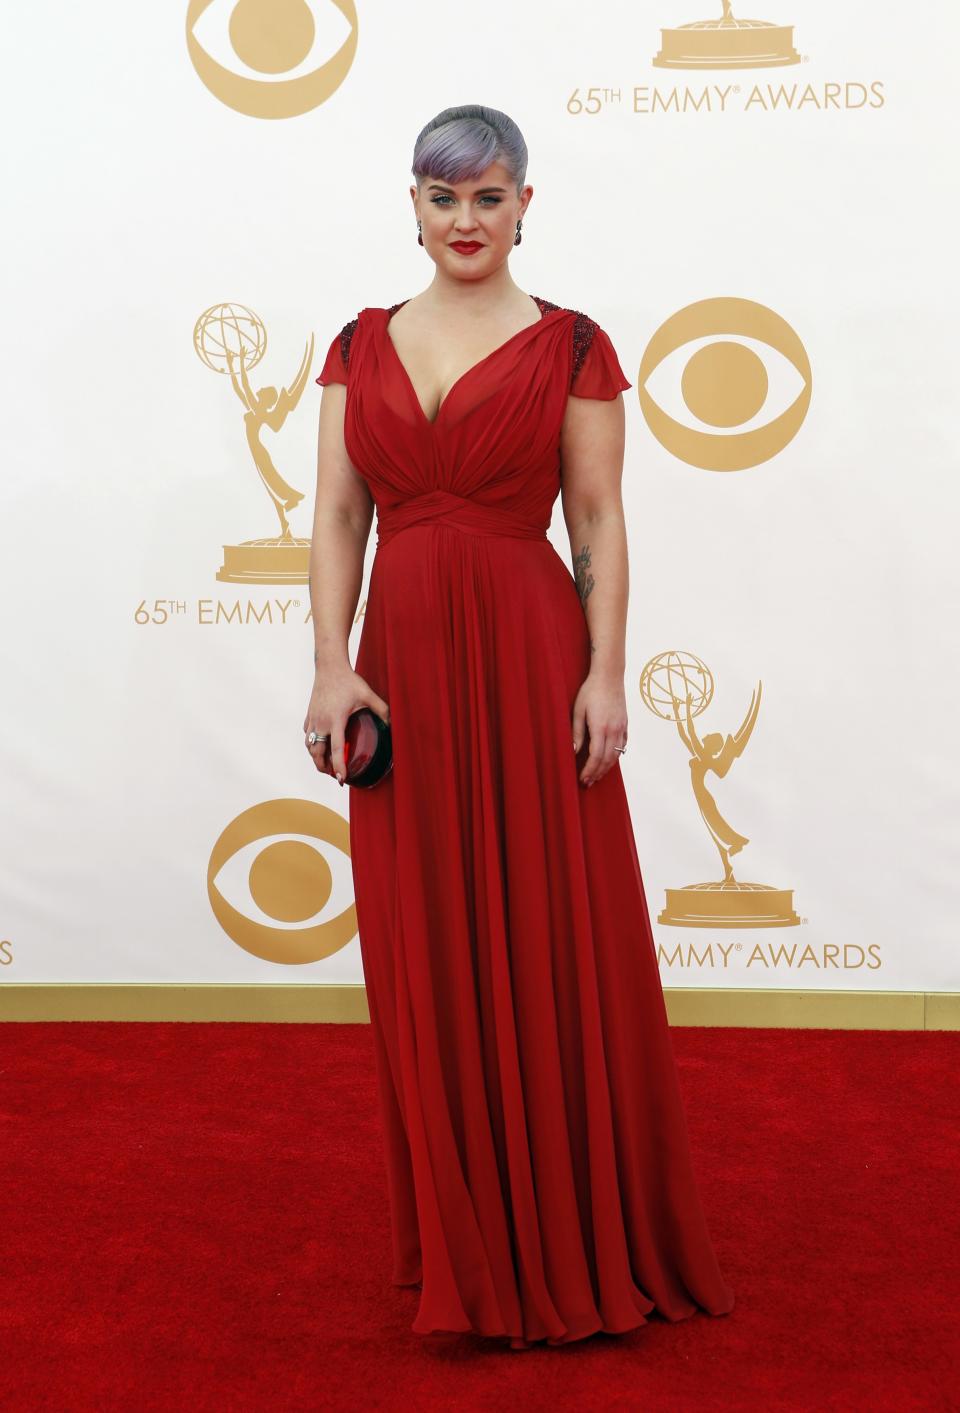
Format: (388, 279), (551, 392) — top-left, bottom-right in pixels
(303, 103), (735, 1349)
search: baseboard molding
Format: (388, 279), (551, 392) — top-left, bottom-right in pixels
(1, 984), (957, 1029)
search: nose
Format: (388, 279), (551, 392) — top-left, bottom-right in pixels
(454, 205), (480, 233)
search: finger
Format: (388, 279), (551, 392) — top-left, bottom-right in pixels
(305, 723), (328, 753)
(593, 739), (623, 784)
(599, 734), (630, 791)
(305, 723), (331, 772)
(370, 693), (391, 725)
(571, 704), (586, 753)
(329, 721), (347, 785)
(579, 731), (608, 785)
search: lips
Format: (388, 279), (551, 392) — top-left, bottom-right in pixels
(450, 242), (484, 252)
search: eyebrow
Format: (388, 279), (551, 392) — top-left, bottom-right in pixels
(426, 183), (508, 194)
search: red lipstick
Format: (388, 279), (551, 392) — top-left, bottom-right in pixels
(449, 241), (484, 254)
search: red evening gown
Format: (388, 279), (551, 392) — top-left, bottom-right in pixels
(315, 295), (735, 1347)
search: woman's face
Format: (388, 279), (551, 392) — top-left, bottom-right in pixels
(411, 160), (532, 277)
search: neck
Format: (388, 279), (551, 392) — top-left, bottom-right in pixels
(419, 269), (531, 319)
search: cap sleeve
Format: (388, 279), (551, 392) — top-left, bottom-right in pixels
(314, 315), (359, 387)
(569, 316), (632, 400)
(315, 334), (346, 386)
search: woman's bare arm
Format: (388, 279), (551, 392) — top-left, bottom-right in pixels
(303, 385), (390, 783)
(558, 392), (630, 785)
(308, 384), (373, 670)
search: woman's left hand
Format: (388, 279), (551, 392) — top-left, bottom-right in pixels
(571, 671), (628, 787)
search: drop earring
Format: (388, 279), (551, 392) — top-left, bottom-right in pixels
(514, 220), (523, 246)
(417, 220), (423, 246)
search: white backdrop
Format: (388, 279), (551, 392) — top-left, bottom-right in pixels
(2, 1), (956, 991)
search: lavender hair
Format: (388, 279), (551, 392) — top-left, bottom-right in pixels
(411, 105), (528, 195)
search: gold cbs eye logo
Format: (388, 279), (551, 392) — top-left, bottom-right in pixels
(207, 799), (356, 964)
(638, 297), (812, 471)
(186, 0), (359, 118)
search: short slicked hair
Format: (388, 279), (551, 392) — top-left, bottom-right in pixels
(412, 104), (528, 195)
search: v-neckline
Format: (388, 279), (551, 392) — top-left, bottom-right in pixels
(381, 293), (553, 429)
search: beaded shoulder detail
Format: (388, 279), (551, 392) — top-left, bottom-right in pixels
(533, 296), (599, 384)
(338, 314), (360, 368)
(570, 310), (599, 383)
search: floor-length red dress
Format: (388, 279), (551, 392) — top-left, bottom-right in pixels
(315, 294), (735, 1347)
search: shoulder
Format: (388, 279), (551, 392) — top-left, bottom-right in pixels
(334, 300), (408, 366)
(334, 312), (362, 367)
(569, 309), (603, 381)
(536, 297), (604, 381)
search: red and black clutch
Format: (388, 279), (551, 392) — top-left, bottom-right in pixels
(322, 707), (393, 789)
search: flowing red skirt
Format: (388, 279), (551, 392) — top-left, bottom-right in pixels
(348, 514), (735, 1346)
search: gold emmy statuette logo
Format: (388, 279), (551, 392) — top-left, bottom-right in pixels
(186, 0), (359, 118)
(640, 650), (800, 928)
(654, 0), (800, 70)
(207, 798), (357, 963)
(194, 302), (315, 584)
(639, 297), (810, 472)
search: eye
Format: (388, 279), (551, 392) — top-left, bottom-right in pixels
(186, 0), (358, 117)
(429, 195), (500, 206)
(207, 798), (358, 965)
(638, 297), (812, 472)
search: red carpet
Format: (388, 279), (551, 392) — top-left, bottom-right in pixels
(0, 1020), (956, 1410)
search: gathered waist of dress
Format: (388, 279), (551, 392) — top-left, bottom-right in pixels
(375, 489), (549, 549)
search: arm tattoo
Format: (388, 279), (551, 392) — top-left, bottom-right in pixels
(573, 543), (595, 607)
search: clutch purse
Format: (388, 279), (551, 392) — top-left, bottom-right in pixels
(323, 707), (393, 789)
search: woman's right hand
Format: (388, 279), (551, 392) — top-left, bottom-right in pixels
(303, 665), (390, 785)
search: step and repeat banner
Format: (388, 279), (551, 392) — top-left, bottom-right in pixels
(2, 2), (956, 991)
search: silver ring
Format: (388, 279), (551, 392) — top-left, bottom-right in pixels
(613, 745), (626, 754)
(306, 731), (329, 747)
